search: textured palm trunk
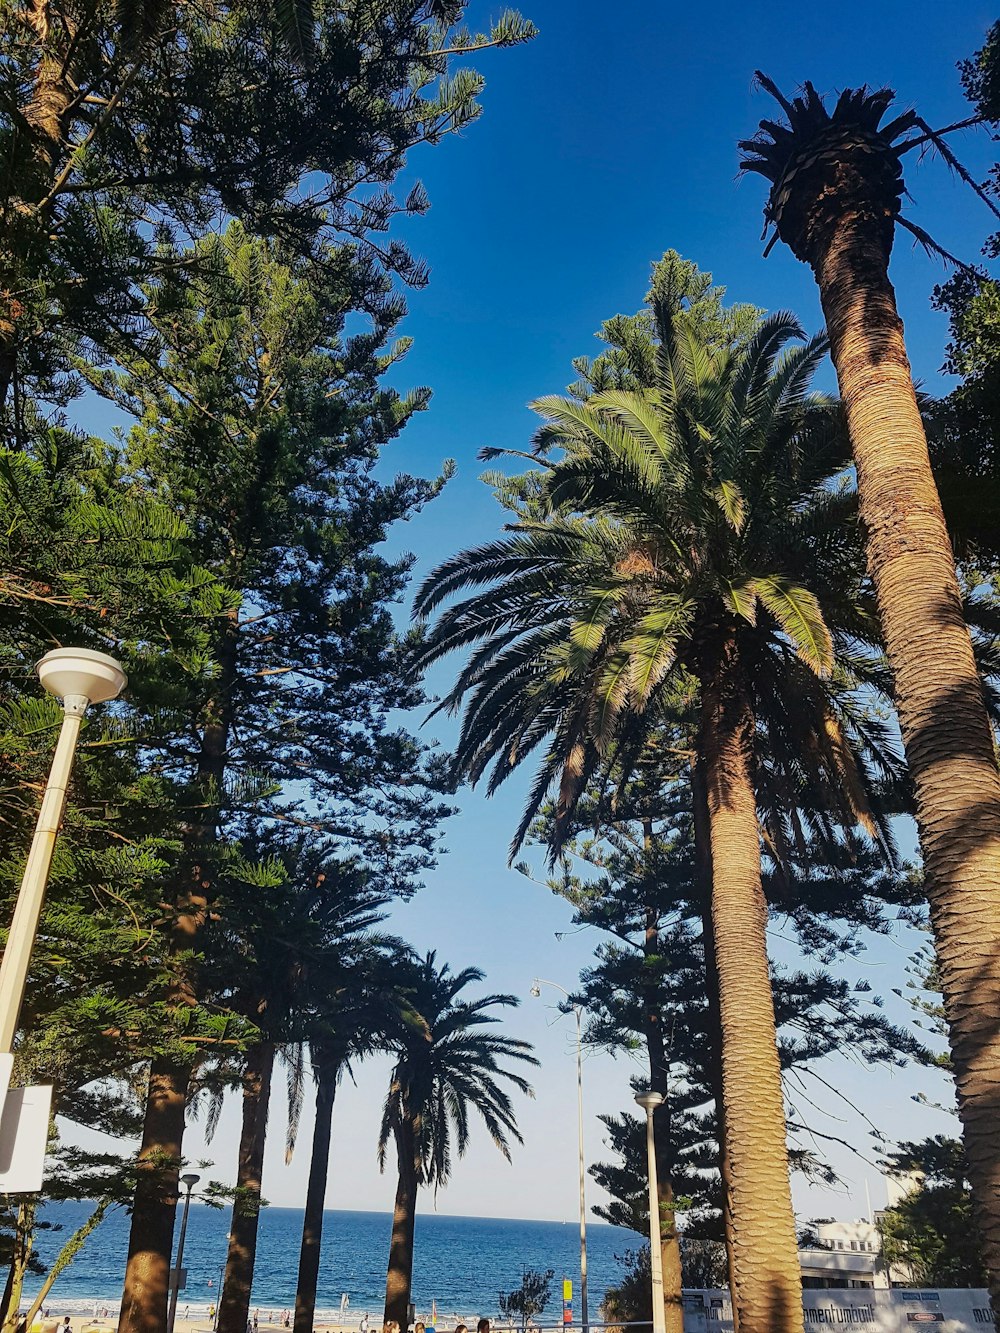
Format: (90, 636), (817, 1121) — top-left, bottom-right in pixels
(693, 767), (739, 1327)
(812, 221), (1000, 1319)
(117, 1062), (190, 1333)
(701, 653), (802, 1333)
(383, 1119), (418, 1327)
(293, 1064), (340, 1333)
(219, 1041), (277, 1333)
(639, 823), (684, 1333)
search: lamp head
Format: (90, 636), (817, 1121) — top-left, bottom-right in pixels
(529, 983), (541, 999)
(180, 1172), (201, 1190)
(634, 1089), (664, 1112)
(37, 648), (127, 710)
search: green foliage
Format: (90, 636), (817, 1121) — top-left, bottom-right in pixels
(0, 0), (535, 424)
(600, 1248), (653, 1329)
(878, 1137), (987, 1288)
(497, 1268), (554, 1331)
(416, 254), (896, 865)
(377, 952), (537, 1189)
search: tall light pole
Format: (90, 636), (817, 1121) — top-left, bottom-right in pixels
(531, 978), (588, 1333)
(0, 648), (127, 1053)
(168, 1172), (201, 1333)
(635, 1090), (666, 1333)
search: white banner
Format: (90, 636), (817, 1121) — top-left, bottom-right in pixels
(678, 1290), (993, 1333)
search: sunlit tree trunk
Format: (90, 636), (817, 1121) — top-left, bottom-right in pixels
(693, 766), (739, 1328)
(117, 1061), (190, 1333)
(219, 1042), (276, 1333)
(640, 823), (684, 1333)
(383, 1118), (418, 1327)
(811, 213), (1000, 1320)
(701, 647), (802, 1333)
(119, 618), (239, 1333)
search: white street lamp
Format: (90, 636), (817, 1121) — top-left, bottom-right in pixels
(531, 978), (588, 1333)
(168, 1172), (201, 1333)
(635, 1090), (666, 1333)
(0, 647), (127, 1052)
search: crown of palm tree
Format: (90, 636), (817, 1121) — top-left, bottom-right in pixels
(415, 307), (897, 861)
(378, 951), (537, 1190)
(738, 75), (998, 268)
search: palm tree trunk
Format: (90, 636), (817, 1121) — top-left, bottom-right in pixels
(117, 1061), (190, 1333)
(693, 765), (739, 1327)
(219, 1041), (277, 1333)
(700, 650), (802, 1333)
(383, 1119), (418, 1327)
(639, 822), (683, 1333)
(293, 1064), (340, 1333)
(813, 224), (1000, 1317)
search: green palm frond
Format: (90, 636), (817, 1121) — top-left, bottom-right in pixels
(416, 257), (888, 864)
(752, 575), (834, 675)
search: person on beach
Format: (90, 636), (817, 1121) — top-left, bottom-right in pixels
(415, 1322), (425, 1333)
(359, 1315), (369, 1333)
(477, 1320), (489, 1333)
(61, 1317), (69, 1332)
(382, 1320), (400, 1333)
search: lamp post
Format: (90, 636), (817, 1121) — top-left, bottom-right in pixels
(635, 1090), (666, 1333)
(168, 1172), (201, 1333)
(0, 648), (127, 1053)
(531, 978), (588, 1333)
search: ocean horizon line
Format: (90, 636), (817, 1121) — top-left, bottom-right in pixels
(41, 1201), (621, 1232)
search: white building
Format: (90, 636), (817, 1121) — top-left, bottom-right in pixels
(798, 1218), (915, 1289)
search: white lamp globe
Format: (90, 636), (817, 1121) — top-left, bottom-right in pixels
(36, 648), (128, 706)
(634, 1090), (664, 1112)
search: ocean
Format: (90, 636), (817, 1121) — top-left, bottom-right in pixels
(23, 1204), (637, 1323)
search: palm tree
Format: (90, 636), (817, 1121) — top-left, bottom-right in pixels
(741, 80), (1000, 1315)
(293, 947), (413, 1333)
(378, 952), (537, 1327)
(415, 298), (891, 1333)
(215, 850), (391, 1333)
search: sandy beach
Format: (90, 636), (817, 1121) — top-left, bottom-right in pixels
(35, 1322), (369, 1333)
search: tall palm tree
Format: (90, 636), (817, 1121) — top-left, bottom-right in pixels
(741, 81), (1000, 1316)
(215, 851), (391, 1333)
(292, 947), (413, 1333)
(415, 303), (891, 1333)
(378, 952), (537, 1327)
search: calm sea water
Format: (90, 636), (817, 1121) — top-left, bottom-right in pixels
(24, 1204), (636, 1323)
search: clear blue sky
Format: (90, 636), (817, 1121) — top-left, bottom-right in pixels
(74, 0), (996, 1234)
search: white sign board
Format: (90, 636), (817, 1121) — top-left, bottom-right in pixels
(801, 1290), (898, 1330)
(681, 1290), (994, 1333)
(0, 1083), (52, 1192)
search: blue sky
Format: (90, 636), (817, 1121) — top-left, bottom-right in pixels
(73, 0), (999, 1239)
